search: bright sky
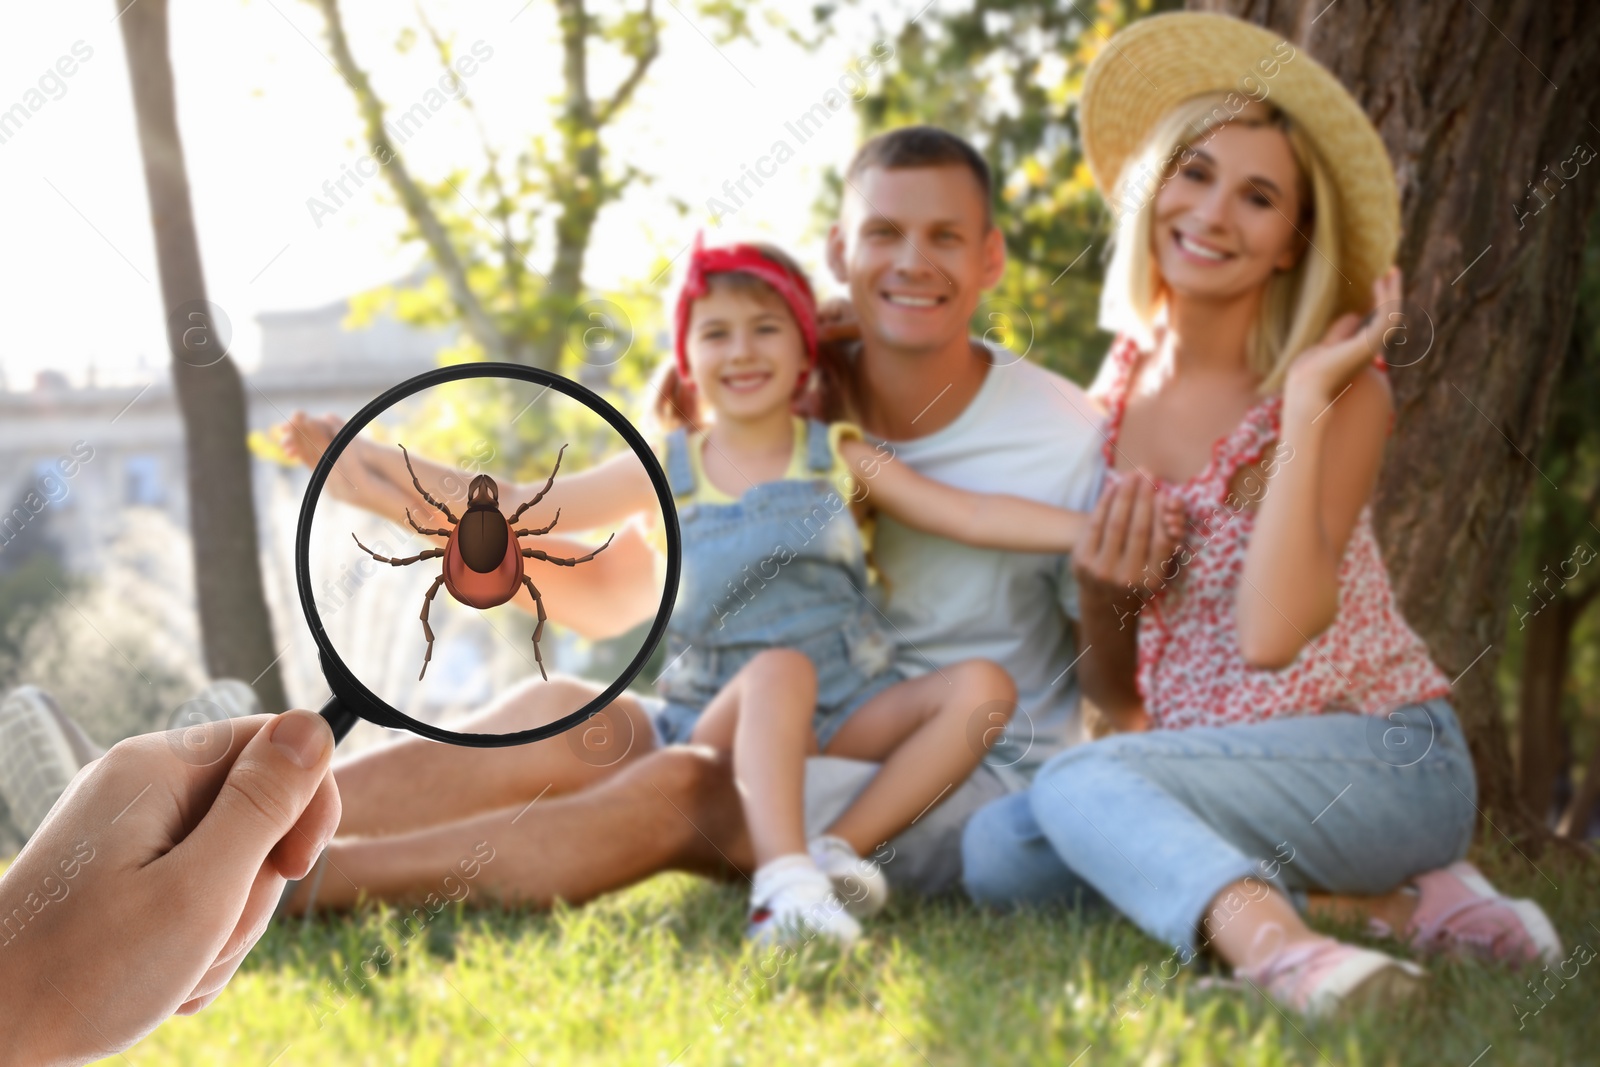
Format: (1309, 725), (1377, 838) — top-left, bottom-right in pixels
(0, 0), (916, 387)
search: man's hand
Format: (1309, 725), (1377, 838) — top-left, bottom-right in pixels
(1082, 696), (1153, 738)
(0, 711), (340, 1066)
(816, 295), (860, 345)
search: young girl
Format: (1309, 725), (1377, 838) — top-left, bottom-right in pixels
(963, 12), (1561, 1017)
(484, 236), (1184, 947)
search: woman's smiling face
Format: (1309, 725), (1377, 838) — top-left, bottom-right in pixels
(684, 282), (807, 423)
(1152, 113), (1308, 303)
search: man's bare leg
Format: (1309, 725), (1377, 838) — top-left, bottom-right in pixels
(334, 675), (657, 838)
(284, 744), (755, 913)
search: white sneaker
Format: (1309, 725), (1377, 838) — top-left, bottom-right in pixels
(0, 686), (94, 839)
(746, 855), (861, 948)
(809, 834), (890, 918)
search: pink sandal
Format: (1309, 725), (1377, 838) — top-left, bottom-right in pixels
(1237, 931), (1424, 1018)
(1374, 862), (1561, 967)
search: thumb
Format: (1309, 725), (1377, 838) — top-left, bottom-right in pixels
(175, 710), (334, 905)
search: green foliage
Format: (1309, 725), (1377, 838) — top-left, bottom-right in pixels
(832, 0), (1180, 384)
(121, 845), (1599, 1064)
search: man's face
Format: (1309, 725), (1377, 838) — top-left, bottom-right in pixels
(828, 164), (1004, 356)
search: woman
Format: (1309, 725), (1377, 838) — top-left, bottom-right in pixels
(961, 12), (1561, 1018)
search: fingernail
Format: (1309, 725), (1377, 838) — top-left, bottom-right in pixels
(271, 710), (331, 770)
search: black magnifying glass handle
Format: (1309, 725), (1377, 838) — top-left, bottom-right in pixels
(318, 694), (361, 744)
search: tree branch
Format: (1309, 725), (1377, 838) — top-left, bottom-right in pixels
(413, 0), (524, 303)
(311, 0), (514, 361)
(596, 0), (659, 127)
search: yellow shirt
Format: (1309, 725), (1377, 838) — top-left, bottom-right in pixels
(679, 417), (862, 506)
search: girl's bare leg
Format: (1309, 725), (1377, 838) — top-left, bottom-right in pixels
(689, 649), (819, 868)
(821, 659), (1016, 855)
(334, 675), (657, 838)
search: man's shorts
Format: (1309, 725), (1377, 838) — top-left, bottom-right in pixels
(801, 755), (1011, 896)
(637, 693), (1014, 896)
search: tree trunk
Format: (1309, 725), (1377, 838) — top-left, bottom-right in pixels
(1191, 0), (1600, 829)
(1515, 597), (1576, 821)
(119, 0), (287, 714)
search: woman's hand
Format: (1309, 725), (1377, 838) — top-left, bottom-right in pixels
(1071, 475), (1184, 731)
(1072, 474), (1186, 612)
(0, 711), (340, 1066)
(1283, 267), (1401, 421)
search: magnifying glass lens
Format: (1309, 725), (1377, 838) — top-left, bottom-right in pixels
(303, 372), (668, 742)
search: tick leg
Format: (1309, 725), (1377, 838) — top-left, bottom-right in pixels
(508, 443), (568, 524)
(513, 507), (561, 538)
(406, 508), (452, 538)
(520, 574), (550, 681)
(398, 443), (458, 524)
(418, 574), (446, 681)
(522, 531), (614, 567)
(352, 533), (445, 567)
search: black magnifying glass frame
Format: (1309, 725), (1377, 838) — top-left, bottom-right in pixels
(295, 362), (681, 747)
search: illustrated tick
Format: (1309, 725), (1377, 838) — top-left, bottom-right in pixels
(352, 444), (613, 680)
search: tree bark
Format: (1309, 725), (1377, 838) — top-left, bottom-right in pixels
(1515, 596), (1576, 821)
(119, 0), (287, 713)
(1190, 0), (1600, 829)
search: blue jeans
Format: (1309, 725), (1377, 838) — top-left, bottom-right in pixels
(961, 700), (1476, 953)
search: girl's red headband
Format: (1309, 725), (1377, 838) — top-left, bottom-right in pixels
(673, 233), (819, 387)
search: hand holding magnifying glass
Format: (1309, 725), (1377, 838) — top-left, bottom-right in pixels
(0, 710), (338, 1065)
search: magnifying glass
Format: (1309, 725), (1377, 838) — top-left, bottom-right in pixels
(295, 362), (680, 747)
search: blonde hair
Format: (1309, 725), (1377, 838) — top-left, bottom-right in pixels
(1098, 92), (1344, 394)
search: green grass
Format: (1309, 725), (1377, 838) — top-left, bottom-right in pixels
(116, 843), (1598, 1066)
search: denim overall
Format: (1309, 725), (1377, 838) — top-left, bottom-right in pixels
(651, 419), (904, 746)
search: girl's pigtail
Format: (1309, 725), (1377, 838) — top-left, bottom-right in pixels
(797, 336), (864, 425)
(653, 360), (701, 433)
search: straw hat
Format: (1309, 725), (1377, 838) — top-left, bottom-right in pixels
(1080, 12), (1399, 307)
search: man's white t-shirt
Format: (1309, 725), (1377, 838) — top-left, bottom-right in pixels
(866, 344), (1106, 784)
